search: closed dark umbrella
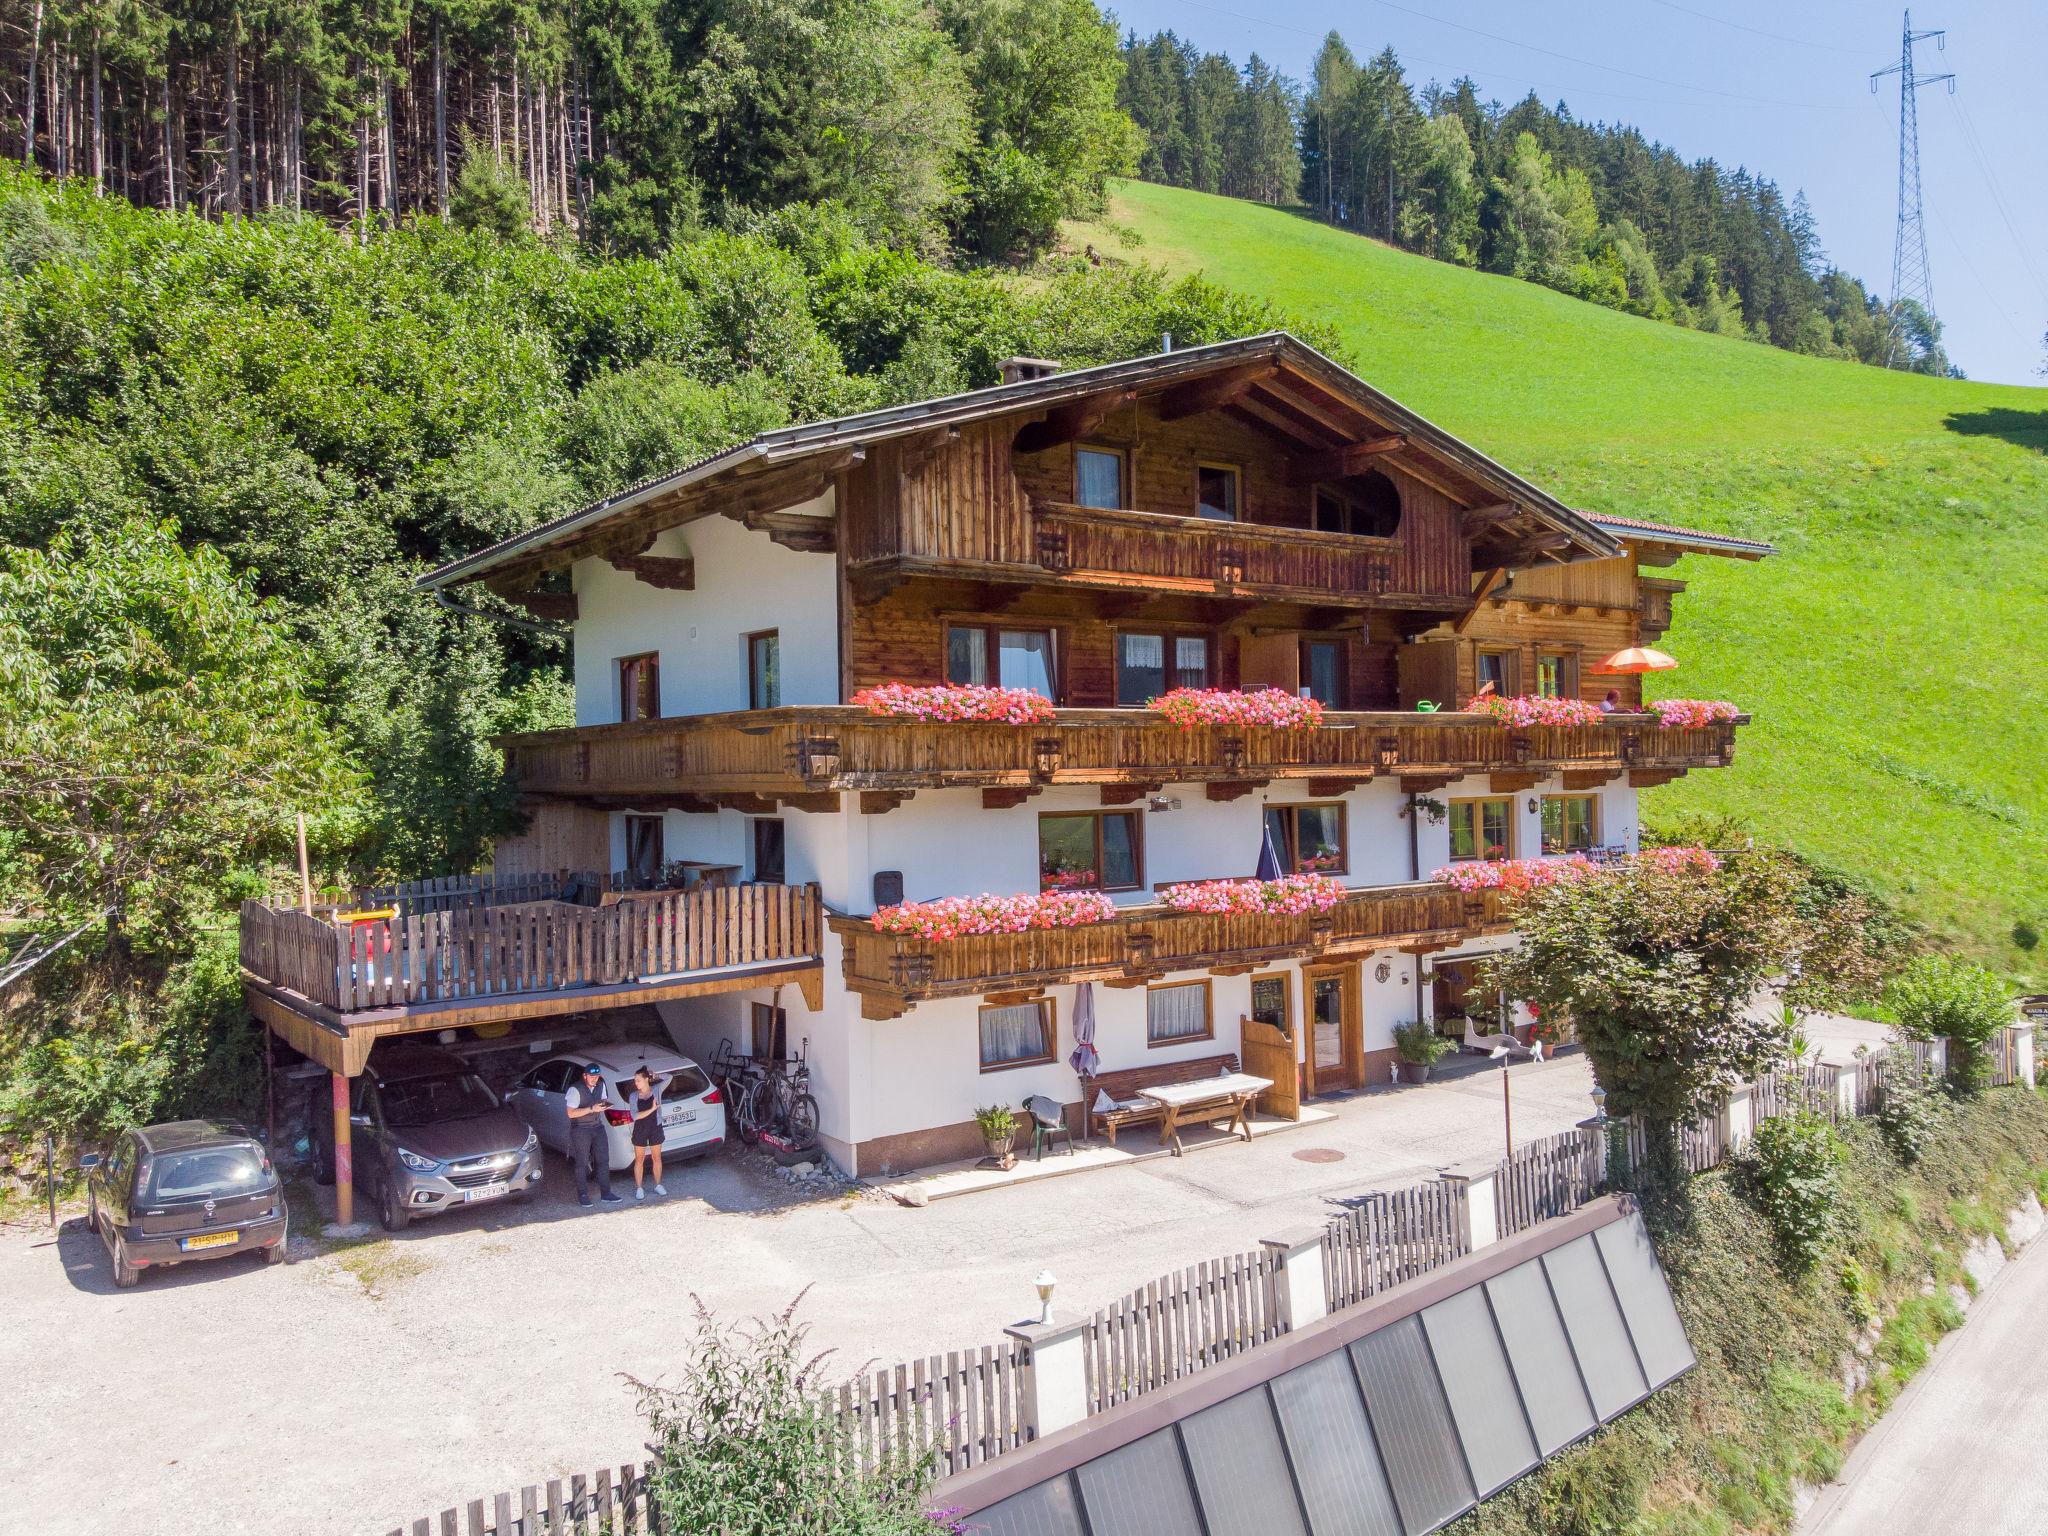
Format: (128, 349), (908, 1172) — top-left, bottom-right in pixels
(1068, 981), (1099, 1077)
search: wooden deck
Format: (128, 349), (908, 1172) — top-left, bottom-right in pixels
(504, 706), (1744, 807)
(240, 882), (825, 1074)
(831, 882), (1511, 1018)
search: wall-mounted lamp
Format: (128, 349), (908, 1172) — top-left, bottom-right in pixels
(1147, 795), (1181, 813)
(1526, 796), (1539, 814)
(1034, 1270), (1058, 1326)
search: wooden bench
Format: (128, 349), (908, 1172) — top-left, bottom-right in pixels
(1082, 1053), (1241, 1146)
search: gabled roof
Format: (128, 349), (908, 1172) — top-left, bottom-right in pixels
(1588, 514), (1775, 561)
(419, 332), (1622, 591)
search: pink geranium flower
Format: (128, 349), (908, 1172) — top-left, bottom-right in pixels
(1150, 688), (1326, 731)
(1462, 693), (1605, 728)
(1158, 874), (1348, 915)
(872, 889), (1116, 940)
(850, 683), (1057, 724)
(1647, 698), (1741, 728)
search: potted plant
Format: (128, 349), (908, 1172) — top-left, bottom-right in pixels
(1393, 1020), (1453, 1084)
(974, 1104), (1018, 1163)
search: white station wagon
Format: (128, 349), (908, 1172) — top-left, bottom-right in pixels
(506, 1045), (725, 1172)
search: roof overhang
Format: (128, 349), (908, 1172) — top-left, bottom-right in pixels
(418, 333), (1621, 592)
(1589, 515), (1775, 562)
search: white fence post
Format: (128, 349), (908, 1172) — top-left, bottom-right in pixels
(2016, 1023), (2037, 1089)
(1831, 1065), (1858, 1120)
(1004, 1318), (1090, 1439)
(1929, 1038), (1949, 1078)
(1437, 1162), (1499, 1251)
(1723, 1082), (1756, 1151)
(1260, 1227), (1330, 1333)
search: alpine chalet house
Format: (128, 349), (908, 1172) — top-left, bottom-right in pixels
(243, 334), (1769, 1191)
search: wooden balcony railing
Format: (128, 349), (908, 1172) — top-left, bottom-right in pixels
(504, 707), (1744, 803)
(830, 883), (1512, 1017)
(1030, 501), (1404, 604)
(240, 882), (823, 1016)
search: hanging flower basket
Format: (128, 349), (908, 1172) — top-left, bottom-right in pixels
(1150, 688), (1326, 731)
(1647, 698), (1741, 728)
(871, 889), (1116, 941)
(850, 683), (1057, 724)
(1157, 873), (1348, 916)
(1461, 694), (1605, 728)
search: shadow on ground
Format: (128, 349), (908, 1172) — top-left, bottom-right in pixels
(1945, 408), (2048, 454)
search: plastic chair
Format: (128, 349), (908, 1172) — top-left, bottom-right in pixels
(1023, 1095), (1074, 1160)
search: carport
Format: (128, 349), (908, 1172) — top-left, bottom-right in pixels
(238, 877), (824, 1223)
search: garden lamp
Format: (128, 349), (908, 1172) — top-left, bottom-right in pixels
(1490, 1042), (1514, 1158)
(1034, 1270), (1057, 1325)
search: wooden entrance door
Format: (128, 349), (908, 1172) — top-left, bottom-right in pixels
(1304, 962), (1362, 1094)
(1240, 972), (1300, 1121)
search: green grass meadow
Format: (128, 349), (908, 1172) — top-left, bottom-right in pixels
(1073, 181), (2048, 976)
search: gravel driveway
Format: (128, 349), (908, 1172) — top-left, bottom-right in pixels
(1, 1053), (1607, 1536)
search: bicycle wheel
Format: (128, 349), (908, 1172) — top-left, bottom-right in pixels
(735, 1080), (764, 1145)
(786, 1093), (820, 1151)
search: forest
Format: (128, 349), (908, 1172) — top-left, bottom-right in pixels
(1118, 29), (1948, 374)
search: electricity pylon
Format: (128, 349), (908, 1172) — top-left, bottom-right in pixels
(1870, 11), (1955, 365)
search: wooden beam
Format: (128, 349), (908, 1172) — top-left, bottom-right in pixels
(1561, 769), (1623, 791)
(859, 790), (913, 814)
(1628, 769), (1687, 788)
(1307, 776), (1367, 798)
(605, 550), (696, 590)
(1013, 391), (1136, 455)
(492, 587), (579, 623)
(1209, 963), (1259, 977)
(1285, 435), (1408, 485)
(1226, 393), (1335, 448)
(1100, 783), (1159, 806)
(1258, 374), (1382, 438)
(1453, 568), (1507, 634)
(982, 787), (1040, 810)
(982, 989), (1041, 1008)
(779, 792), (842, 814)
(1489, 772), (1542, 794)
(711, 793), (780, 815)
(1399, 774), (1459, 795)
(861, 994), (908, 1020)
(896, 424), (961, 477)
(1205, 781), (1262, 802)
(1459, 503), (1518, 534)
(1153, 364), (1277, 422)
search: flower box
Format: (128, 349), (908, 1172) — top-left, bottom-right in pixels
(1461, 693), (1605, 728)
(1647, 698), (1741, 729)
(1430, 856), (1597, 894)
(1157, 873), (1348, 916)
(850, 683), (1057, 724)
(1150, 688), (1326, 731)
(871, 889), (1116, 940)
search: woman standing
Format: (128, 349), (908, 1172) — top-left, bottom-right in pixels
(628, 1065), (670, 1199)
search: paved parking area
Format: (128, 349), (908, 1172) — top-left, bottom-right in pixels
(1, 1053), (1604, 1536)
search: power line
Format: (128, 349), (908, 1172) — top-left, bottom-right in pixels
(1637, 1), (1867, 57)
(1944, 94), (2048, 309)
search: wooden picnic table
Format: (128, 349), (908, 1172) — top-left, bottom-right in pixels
(1137, 1072), (1274, 1155)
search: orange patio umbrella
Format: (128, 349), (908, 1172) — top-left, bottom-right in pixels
(1591, 646), (1679, 675)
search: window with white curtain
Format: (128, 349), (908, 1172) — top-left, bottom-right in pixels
(980, 1000), (1054, 1070)
(1147, 981), (1212, 1045)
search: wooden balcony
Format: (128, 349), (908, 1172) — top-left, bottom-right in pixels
(504, 707), (1744, 808)
(831, 883), (1512, 1018)
(240, 881), (824, 1075)
(1030, 502), (1404, 605)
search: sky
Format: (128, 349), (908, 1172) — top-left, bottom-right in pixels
(1102, 0), (2048, 385)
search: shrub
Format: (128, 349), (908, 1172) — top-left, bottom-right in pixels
(1736, 1110), (1848, 1272)
(1883, 955), (2012, 1097)
(1874, 1057), (1943, 1165)
(1394, 1020), (1453, 1067)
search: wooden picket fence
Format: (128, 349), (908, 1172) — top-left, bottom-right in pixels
(1081, 1249), (1283, 1412)
(384, 1460), (662, 1536)
(356, 870), (595, 916)
(1323, 1180), (1469, 1310)
(1495, 1126), (1604, 1239)
(829, 1342), (1032, 1476)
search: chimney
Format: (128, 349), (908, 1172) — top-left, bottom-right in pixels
(999, 356), (1061, 385)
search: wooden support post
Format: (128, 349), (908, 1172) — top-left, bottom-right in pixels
(331, 1069), (354, 1226)
(296, 811), (313, 915)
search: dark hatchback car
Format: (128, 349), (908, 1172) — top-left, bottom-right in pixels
(84, 1121), (287, 1287)
(312, 1043), (541, 1231)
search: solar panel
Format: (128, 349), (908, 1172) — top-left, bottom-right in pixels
(1349, 1316), (1475, 1535)
(1179, 1385), (1309, 1536)
(1270, 1352), (1405, 1536)
(970, 1472), (1087, 1536)
(1543, 1235), (1649, 1419)
(1595, 1214), (1697, 1388)
(1483, 1259), (1597, 1454)
(1421, 1287), (1540, 1496)
(1074, 1428), (1202, 1536)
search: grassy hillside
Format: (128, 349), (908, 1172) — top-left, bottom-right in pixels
(1073, 180), (2048, 979)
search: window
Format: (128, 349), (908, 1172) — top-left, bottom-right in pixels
(747, 630), (780, 709)
(1115, 631), (1210, 705)
(980, 999), (1055, 1070)
(1448, 798), (1513, 862)
(1541, 795), (1598, 854)
(1300, 639), (1345, 707)
(1475, 649), (1515, 696)
(1536, 651), (1574, 698)
(624, 813), (664, 883)
(1312, 470), (1402, 538)
(1039, 811), (1142, 892)
(1250, 974), (1291, 1032)
(751, 1002), (788, 1062)
(1264, 803), (1347, 875)
(1074, 445), (1125, 509)
(1196, 462), (1240, 520)
(946, 623), (1057, 699)
(1147, 980), (1213, 1045)
(752, 818), (786, 883)
(618, 652), (660, 723)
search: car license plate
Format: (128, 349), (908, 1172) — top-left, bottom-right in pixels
(463, 1181), (511, 1203)
(661, 1106), (697, 1127)
(181, 1231), (239, 1252)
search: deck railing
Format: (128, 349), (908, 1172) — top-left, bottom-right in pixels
(830, 882), (1503, 1011)
(502, 706), (1744, 803)
(241, 882), (823, 1015)
(1032, 500), (1401, 602)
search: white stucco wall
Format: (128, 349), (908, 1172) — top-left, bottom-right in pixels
(569, 500), (838, 727)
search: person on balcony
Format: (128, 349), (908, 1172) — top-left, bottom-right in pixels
(1601, 689), (1623, 712)
(567, 1063), (623, 1208)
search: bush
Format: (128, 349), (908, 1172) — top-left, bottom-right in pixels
(1883, 955), (2012, 1097)
(1736, 1110), (1848, 1272)
(1394, 1019), (1452, 1066)
(1874, 1056), (1944, 1165)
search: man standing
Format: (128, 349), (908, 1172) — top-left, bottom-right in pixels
(566, 1063), (623, 1207)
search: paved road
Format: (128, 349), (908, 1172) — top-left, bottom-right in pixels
(1800, 1232), (2048, 1536)
(0, 1052), (1604, 1536)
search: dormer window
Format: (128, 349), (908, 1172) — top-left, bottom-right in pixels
(1074, 445), (1125, 510)
(1313, 469), (1403, 538)
(1196, 463), (1239, 521)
